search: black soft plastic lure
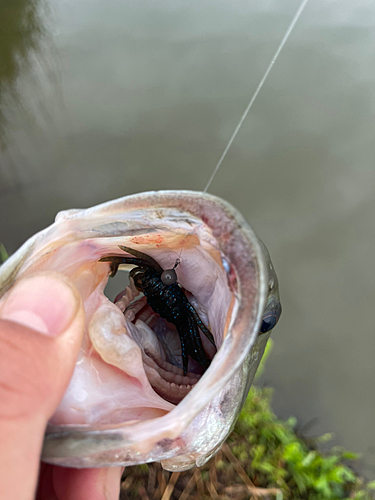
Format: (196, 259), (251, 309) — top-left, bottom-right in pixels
(100, 246), (216, 375)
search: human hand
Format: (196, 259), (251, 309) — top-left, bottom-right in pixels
(0, 273), (123, 500)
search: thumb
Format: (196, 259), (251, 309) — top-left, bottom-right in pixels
(0, 272), (85, 500)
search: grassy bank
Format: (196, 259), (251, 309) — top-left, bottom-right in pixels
(121, 344), (374, 499)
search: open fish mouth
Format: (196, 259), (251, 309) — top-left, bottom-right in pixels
(0, 190), (280, 469)
(82, 224), (229, 418)
(110, 268), (215, 405)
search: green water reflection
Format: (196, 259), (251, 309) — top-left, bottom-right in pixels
(0, 0), (44, 143)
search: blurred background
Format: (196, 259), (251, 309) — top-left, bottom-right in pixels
(0, 0), (374, 478)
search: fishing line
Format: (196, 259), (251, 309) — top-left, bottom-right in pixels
(177, 0), (310, 264)
(203, 0), (310, 193)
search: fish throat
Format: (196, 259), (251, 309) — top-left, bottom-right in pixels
(103, 246), (217, 405)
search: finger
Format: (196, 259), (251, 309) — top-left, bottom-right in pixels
(0, 272), (85, 500)
(37, 465), (124, 500)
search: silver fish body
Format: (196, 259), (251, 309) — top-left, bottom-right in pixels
(0, 190), (280, 470)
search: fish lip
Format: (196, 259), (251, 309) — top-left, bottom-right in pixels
(0, 190), (273, 465)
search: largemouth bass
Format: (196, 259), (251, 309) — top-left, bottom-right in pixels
(0, 190), (281, 470)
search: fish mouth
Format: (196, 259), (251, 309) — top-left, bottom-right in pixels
(81, 230), (232, 424)
(13, 198), (237, 427)
(102, 251), (219, 405)
(0, 190), (271, 468)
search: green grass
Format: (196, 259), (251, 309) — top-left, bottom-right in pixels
(121, 341), (374, 499)
(230, 384), (373, 499)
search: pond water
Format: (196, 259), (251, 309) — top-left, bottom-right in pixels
(0, 0), (374, 478)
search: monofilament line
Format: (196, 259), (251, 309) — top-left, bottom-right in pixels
(203, 0), (310, 193)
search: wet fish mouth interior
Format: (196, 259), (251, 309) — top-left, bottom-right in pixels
(35, 223), (235, 428)
(106, 265), (216, 405)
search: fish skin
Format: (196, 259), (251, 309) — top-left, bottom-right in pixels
(0, 190), (280, 470)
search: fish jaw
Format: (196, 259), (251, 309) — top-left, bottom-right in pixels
(0, 190), (278, 469)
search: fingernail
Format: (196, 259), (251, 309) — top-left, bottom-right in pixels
(103, 467), (123, 500)
(0, 273), (80, 336)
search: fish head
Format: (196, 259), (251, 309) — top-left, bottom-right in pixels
(0, 190), (280, 470)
